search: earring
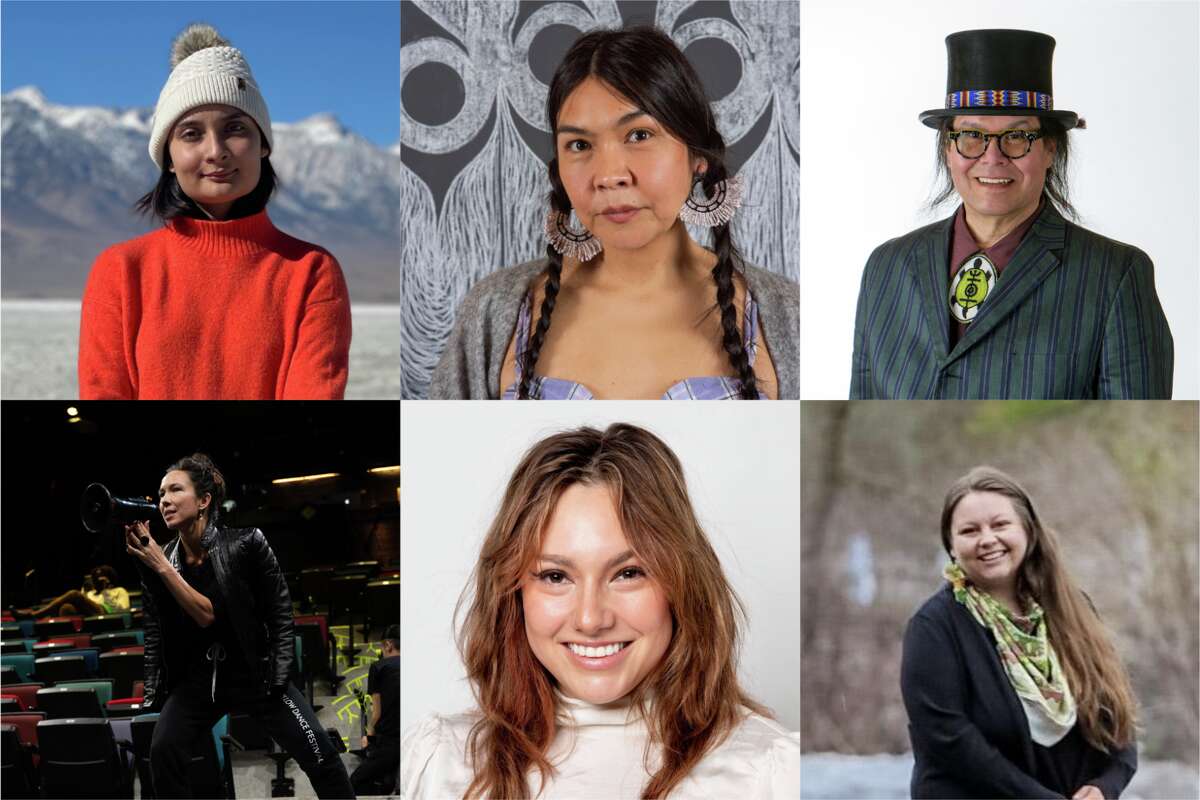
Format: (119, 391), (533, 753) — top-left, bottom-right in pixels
(679, 173), (745, 227)
(544, 208), (602, 261)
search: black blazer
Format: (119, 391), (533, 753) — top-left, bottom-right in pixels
(900, 585), (1136, 799)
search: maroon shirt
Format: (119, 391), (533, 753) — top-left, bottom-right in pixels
(948, 199), (1043, 346)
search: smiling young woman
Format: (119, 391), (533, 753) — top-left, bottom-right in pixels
(77, 24), (351, 400)
(401, 423), (799, 799)
(429, 26), (798, 400)
(901, 466), (1138, 800)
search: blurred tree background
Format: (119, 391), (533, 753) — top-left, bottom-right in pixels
(801, 401), (1199, 764)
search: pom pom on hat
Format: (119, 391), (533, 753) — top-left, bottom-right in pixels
(170, 23), (230, 69)
(148, 23), (273, 170)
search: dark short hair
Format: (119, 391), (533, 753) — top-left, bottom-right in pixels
(136, 122), (277, 223)
(929, 116), (1077, 220)
(383, 624), (399, 646)
(92, 565), (118, 584)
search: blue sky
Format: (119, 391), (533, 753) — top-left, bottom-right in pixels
(1, 0), (399, 147)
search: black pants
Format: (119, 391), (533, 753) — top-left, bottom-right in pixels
(150, 677), (355, 799)
(349, 736), (399, 796)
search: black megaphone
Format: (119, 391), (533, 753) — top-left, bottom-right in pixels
(80, 483), (157, 541)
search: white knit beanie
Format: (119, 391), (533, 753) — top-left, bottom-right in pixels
(148, 24), (273, 170)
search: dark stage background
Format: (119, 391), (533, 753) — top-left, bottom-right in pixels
(1, 401), (399, 608)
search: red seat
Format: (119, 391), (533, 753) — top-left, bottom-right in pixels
(0, 711), (46, 766)
(112, 646), (144, 656)
(0, 683), (42, 711)
(106, 697), (142, 709)
(48, 634), (92, 650)
(108, 679), (145, 708)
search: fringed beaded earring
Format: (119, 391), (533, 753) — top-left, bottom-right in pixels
(679, 173), (745, 227)
(544, 208), (602, 261)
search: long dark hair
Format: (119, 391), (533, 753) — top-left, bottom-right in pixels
(929, 116), (1077, 220)
(518, 26), (758, 400)
(136, 124), (278, 223)
(164, 452), (227, 524)
(940, 466), (1137, 752)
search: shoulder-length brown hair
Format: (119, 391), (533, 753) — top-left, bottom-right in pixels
(940, 466), (1137, 752)
(455, 423), (768, 799)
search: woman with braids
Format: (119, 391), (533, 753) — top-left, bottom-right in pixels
(125, 453), (355, 798)
(429, 27), (798, 399)
(401, 423), (799, 798)
(902, 467), (1138, 799)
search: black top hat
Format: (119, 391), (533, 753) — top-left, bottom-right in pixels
(920, 29), (1080, 130)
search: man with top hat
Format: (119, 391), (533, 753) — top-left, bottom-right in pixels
(850, 29), (1173, 399)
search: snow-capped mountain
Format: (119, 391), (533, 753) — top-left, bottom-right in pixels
(1, 87), (400, 301)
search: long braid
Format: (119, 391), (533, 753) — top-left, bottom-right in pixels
(518, 159), (570, 399)
(710, 217), (759, 399)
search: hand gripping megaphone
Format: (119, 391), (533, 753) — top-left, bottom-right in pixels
(80, 483), (157, 542)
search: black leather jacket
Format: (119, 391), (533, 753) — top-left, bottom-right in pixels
(139, 522), (293, 709)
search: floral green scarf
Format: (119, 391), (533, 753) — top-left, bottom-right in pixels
(943, 561), (1076, 739)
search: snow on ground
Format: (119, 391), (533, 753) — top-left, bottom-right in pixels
(801, 753), (1199, 800)
(0, 300), (400, 399)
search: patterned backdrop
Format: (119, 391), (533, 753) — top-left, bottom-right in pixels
(400, 0), (799, 398)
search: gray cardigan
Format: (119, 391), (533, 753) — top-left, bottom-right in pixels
(428, 258), (799, 399)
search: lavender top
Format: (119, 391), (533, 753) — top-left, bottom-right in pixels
(502, 291), (766, 400)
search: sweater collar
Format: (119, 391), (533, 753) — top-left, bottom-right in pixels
(166, 209), (280, 258)
(555, 689), (641, 728)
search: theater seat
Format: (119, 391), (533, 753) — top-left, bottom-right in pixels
(36, 687), (105, 720)
(0, 712), (45, 768)
(99, 653), (141, 701)
(0, 684), (42, 712)
(0, 655), (34, 683)
(1, 722), (37, 797)
(91, 633), (140, 653)
(33, 656), (88, 685)
(36, 717), (132, 798)
(81, 615), (130, 635)
(130, 714), (239, 799)
(47, 635), (92, 651)
(33, 618), (81, 640)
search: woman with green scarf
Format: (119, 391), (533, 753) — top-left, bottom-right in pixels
(901, 467), (1138, 799)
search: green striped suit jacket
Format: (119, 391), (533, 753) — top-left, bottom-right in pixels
(850, 203), (1174, 399)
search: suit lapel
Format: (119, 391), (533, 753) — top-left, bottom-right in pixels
(908, 215), (954, 362)
(946, 204), (1068, 365)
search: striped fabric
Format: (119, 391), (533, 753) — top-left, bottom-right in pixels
(850, 203), (1174, 399)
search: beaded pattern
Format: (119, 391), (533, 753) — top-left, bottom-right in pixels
(947, 90), (1053, 110)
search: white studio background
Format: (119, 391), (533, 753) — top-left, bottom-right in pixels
(800, 0), (1200, 399)
(400, 401), (800, 735)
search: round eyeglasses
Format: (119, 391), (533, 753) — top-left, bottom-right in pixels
(947, 129), (1045, 160)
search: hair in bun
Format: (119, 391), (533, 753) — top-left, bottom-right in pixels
(165, 452), (227, 523)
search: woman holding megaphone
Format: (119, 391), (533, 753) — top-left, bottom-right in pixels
(125, 452), (354, 798)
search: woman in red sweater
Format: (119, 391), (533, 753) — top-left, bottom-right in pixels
(78, 24), (352, 399)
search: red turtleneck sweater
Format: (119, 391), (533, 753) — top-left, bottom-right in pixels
(79, 211), (352, 399)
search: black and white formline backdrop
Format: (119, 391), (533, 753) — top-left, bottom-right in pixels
(400, 0), (800, 399)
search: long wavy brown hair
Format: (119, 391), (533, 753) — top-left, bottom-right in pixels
(940, 466), (1138, 752)
(455, 423), (769, 799)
